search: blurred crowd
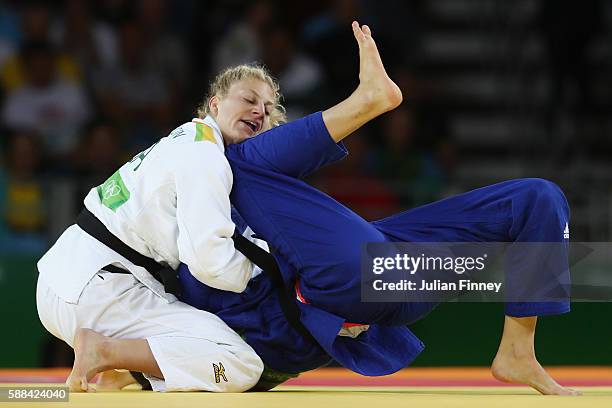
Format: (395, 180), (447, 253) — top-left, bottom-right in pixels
(1, 0), (608, 254)
(0, 0), (456, 254)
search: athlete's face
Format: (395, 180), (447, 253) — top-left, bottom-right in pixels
(210, 79), (275, 145)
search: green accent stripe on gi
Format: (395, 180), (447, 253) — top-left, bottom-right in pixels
(195, 123), (216, 143)
(96, 170), (130, 212)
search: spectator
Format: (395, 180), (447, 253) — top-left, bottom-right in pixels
(1, 1), (81, 93)
(314, 130), (400, 220)
(212, 0), (273, 73)
(136, 0), (190, 95)
(1, 41), (91, 161)
(72, 120), (125, 206)
(302, 0), (363, 99)
(0, 1), (19, 69)
(0, 131), (47, 254)
(50, 0), (119, 77)
(261, 24), (324, 119)
(375, 106), (448, 207)
(91, 19), (172, 150)
(0, 1), (20, 48)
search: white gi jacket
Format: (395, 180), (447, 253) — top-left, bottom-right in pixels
(38, 116), (260, 304)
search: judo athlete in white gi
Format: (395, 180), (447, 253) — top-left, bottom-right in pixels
(35, 94), (271, 391)
(36, 21), (402, 393)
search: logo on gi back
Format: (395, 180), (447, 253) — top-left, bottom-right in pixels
(97, 170), (131, 212)
(213, 362), (228, 383)
(564, 222), (570, 239)
(102, 180), (121, 200)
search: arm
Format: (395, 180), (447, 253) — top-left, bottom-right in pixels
(174, 142), (253, 293)
(230, 111), (347, 179)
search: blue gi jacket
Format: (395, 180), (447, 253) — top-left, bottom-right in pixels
(179, 112), (425, 375)
(180, 112), (571, 376)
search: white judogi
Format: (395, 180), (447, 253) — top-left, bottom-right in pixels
(36, 117), (264, 392)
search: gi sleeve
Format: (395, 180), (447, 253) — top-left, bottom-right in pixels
(230, 111), (348, 179)
(173, 142), (253, 293)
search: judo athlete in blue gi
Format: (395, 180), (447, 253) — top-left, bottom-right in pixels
(91, 23), (578, 395)
(179, 26), (576, 396)
(176, 25), (576, 395)
(177, 115), (574, 394)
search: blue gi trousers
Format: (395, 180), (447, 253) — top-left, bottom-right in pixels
(224, 112), (571, 325)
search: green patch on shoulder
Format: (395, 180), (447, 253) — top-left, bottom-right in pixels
(97, 170), (130, 211)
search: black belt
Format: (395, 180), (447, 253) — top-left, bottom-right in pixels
(231, 231), (317, 344)
(76, 209), (182, 297)
(77, 208), (316, 345)
(102, 264), (131, 274)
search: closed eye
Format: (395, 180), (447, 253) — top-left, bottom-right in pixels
(244, 97), (271, 116)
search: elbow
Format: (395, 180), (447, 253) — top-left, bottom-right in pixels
(211, 277), (249, 294)
(190, 267), (249, 293)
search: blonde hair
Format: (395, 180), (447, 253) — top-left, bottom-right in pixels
(197, 64), (287, 127)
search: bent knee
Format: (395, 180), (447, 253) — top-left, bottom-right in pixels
(213, 349), (264, 393)
(35, 277), (75, 347)
(520, 178), (568, 207)
(520, 178), (561, 193)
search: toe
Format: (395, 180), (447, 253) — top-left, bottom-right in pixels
(81, 377), (89, 392)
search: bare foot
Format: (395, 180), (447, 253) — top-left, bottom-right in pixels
(66, 328), (112, 392)
(491, 353), (581, 395)
(96, 370), (138, 391)
(352, 21), (403, 115)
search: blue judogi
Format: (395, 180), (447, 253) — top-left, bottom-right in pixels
(179, 112), (570, 378)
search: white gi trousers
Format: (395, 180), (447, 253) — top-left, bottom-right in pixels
(36, 270), (264, 392)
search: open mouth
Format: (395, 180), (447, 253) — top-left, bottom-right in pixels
(241, 120), (259, 133)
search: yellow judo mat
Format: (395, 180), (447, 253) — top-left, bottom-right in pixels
(1, 367), (611, 408)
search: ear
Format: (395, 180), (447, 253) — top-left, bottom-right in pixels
(209, 96), (219, 116)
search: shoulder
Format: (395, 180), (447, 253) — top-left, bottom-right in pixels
(165, 126), (229, 172)
(166, 119), (224, 148)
